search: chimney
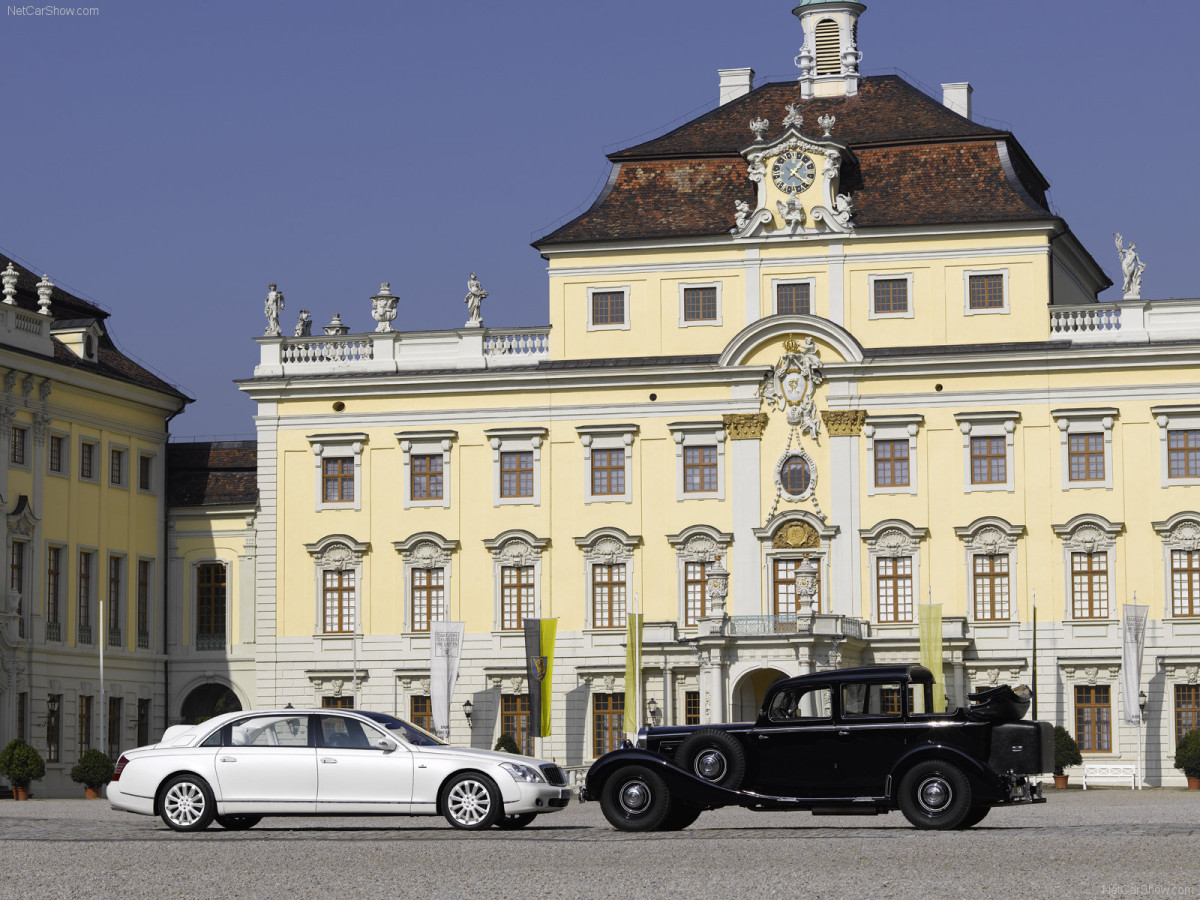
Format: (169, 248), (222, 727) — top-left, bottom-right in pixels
(941, 82), (974, 121)
(718, 68), (755, 106)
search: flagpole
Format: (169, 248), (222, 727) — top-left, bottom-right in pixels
(1031, 589), (1038, 720)
(99, 591), (105, 756)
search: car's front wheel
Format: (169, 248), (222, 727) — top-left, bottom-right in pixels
(441, 772), (503, 830)
(495, 813), (536, 829)
(215, 814), (262, 831)
(897, 760), (973, 830)
(158, 774), (216, 832)
(599, 765), (672, 832)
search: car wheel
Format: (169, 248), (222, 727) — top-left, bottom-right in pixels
(599, 765), (672, 832)
(676, 730), (746, 789)
(956, 805), (990, 829)
(215, 814), (262, 831)
(158, 775), (216, 832)
(441, 772), (502, 830)
(495, 813), (537, 829)
(897, 760), (973, 830)
(659, 803), (702, 831)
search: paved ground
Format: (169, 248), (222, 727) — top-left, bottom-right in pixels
(1, 788), (1197, 899)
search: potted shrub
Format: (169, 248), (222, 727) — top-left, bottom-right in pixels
(1053, 726), (1082, 788)
(0, 738), (46, 800)
(70, 749), (115, 799)
(1173, 728), (1200, 790)
(493, 732), (521, 754)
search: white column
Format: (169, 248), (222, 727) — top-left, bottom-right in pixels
(730, 432), (763, 614)
(827, 241), (845, 325)
(828, 428), (861, 617)
(744, 249), (761, 327)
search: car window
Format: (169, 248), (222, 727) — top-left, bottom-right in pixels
(767, 686), (832, 722)
(357, 711), (445, 746)
(229, 715), (310, 747)
(318, 715), (377, 749)
(841, 683), (905, 717)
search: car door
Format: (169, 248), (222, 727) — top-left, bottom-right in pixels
(315, 713), (414, 813)
(834, 682), (911, 796)
(214, 713), (318, 813)
(748, 685), (838, 797)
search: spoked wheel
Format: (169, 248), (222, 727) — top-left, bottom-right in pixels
(158, 775), (216, 832)
(897, 760), (973, 830)
(215, 814), (262, 831)
(495, 813), (537, 829)
(441, 772), (503, 830)
(599, 765), (672, 832)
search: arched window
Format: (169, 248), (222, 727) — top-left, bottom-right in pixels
(814, 19), (840, 75)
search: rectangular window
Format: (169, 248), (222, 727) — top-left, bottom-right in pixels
(10, 541), (24, 623)
(776, 282), (811, 316)
(322, 696), (353, 709)
(873, 278), (908, 314)
(970, 436), (1006, 484)
(409, 696), (433, 733)
(500, 565), (534, 630)
(1171, 550), (1200, 617)
(108, 697), (122, 761)
(968, 273), (1005, 310)
(46, 694), (62, 763)
(136, 560), (151, 648)
(876, 556), (914, 623)
(591, 291), (625, 327)
(108, 556), (123, 645)
(10, 426), (27, 465)
(17, 692), (27, 742)
(591, 449), (625, 496)
(1071, 551), (1109, 619)
(138, 454), (153, 491)
(196, 563), (226, 646)
(48, 435), (64, 473)
(773, 559), (797, 616)
(682, 286), (717, 322)
(411, 567), (445, 633)
(80, 441), (95, 480)
(322, 569), (355, 634)
(874, 439), (910, 488)
(78, 551), (93, 643)
(110, 447), (125, 486)
(683, 446), (718, 493)
(684, 561), (709, 626)
(973, 554), (1010, 621)
(1075, 685), (1111, 753)
(137, 699), (151, 748)
(78, 695), (93, 758)
(591, 563), (627, 629)
(1068, 433), (1105, 481)
(499, 451), (534, 498)
(410, 454), (443, 501)
(322, 457), (354, 503)
(1168, 430), (1200, 479)
(593, 693), (625, 758)
(502, 694), (531, 756)
(684, 691), (700, 726)
(1176, 684), (1200, 745)
(46, 547), (61, 639)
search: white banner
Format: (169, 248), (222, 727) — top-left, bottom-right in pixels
(1121, 604), (1148, 726)
(430, 621), (465, 739)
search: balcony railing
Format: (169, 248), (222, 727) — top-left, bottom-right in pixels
(728, 614), (810, 636)
(78, 625), (92, 645)
(108, 627), (122, 647)
(196, 632), (226, 651)
(45, 622), (61, 642)
(137, 629), (150, 650)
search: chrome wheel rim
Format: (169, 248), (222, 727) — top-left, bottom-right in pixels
(916, 776), (952, 814)
(617, 778), (651, 815)
(694, 749), (728, 782)
(446, 779), (492, 826)
(164, 781), (206, 827)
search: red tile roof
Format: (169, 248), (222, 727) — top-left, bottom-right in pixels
(167, 441), (258, 507)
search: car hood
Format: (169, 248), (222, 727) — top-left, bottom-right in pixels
(414, 745), (555, 769)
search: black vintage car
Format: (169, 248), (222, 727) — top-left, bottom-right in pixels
(583, 664), (1051, 831)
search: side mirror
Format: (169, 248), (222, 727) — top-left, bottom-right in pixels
(377, 739), (396, 752)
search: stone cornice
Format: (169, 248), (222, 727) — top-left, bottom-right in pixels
(821, 409), (866, 436)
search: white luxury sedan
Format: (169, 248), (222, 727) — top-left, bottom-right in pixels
(107, 708), (571, 832)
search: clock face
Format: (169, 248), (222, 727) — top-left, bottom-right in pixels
(771, 150), (816, 194)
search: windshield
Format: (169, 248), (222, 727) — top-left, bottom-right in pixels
(357, 711), (446, 747)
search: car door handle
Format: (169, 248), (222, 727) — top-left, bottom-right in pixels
(219, 757), (237, 763)
(837, 730), (850, 737)
(757, 734), (769, 740)
(321, 758), (338, 764)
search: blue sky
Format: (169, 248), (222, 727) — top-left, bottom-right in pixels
(5, 0), (1198, 437)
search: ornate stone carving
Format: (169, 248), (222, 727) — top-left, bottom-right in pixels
(464, 273), (487, 328)
(821, 410), (867, 437)
(1158, 517), (1200, 552)
(731, 204), (772, 237)
(323, 313), (349, 336)
(311, 542), (363, 571)
(371, 283), (398, 333)
(409, 541), (451, 569)
(1114, 232), (1146, 300)
(36, 274), (53, 316)
(585, 537), (626, 566)
(876, 529), (917, 559)
(494, 539), (541, 568)
(32, 413), (50, 445)
(263, 283), (284, 336)
(1, 262), (17, 305)
(749, 117), (770, 141)
(772, 521), (820, 550)
(782, 104), (802, 129)
(603, 675), (616, 694)
(817, 114), (836, 137)
(722, 413), (769, 440)
(21, 375), (33, 402)
(776, 195), (806, 232)
(294, 310), (312, 337)
(38, 379), (51, 404)
(680, 534), (719, 563)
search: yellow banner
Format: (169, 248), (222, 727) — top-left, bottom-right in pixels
(539, 618), (556, 736)
(623, 613), (643, 735)
(919, 603), (946, 712)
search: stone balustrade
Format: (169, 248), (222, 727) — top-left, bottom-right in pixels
(1049, 298), (1200, 343)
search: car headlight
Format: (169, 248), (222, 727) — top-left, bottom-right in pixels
(499, 762), (545, 784)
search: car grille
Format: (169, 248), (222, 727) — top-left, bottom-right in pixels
(540, 764), (566, 786)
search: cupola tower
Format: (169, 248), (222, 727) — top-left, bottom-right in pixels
(793, 0), (865, 99)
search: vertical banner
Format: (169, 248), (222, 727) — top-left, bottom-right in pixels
(1122, 604), (1148, 726)
(918, 603), (945, 712)
(624, 613), (644, 737)
(524, 619), (557, 737)
(430, 621), (465, 740)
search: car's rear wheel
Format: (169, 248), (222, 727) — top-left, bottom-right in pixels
(956, 805), (990, 829)
(599, 765), (672, 832)
(158, 775), (216, 832)
(676, 730), (746, 789)
(441, 772), (503, 830)
(495, 813), (537, 829)
(897, 760), (973, 830)
(215, 814), (262, 831)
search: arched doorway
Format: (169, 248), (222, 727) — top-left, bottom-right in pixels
(180, 683), (242, 725)
(731, 668), (788, 722)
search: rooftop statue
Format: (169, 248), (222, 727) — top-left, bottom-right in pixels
(464, 272), (487, 328)
(1114, 233), (1147, 300)
(264, 283), (284, 336)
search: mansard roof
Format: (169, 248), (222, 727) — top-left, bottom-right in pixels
(167, 440), (258, 507)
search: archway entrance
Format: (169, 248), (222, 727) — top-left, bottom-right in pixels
(180, 683), (242, 725)
(731, 668), (789, 722)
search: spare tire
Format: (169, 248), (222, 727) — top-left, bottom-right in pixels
(675, 729), (746, 790)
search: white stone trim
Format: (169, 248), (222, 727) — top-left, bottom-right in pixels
(304, 534), (369, 635)
(1153, 405), (1200, 488)
(306, 432), (366, 512)
(1152, 512), (1200, 620)
(483, 530), (548, 632)
(46, 430), (69, 479)
(586, 285), (630, 332)
(486, 427), (547, 507)
(8, 422), (30, 472)
(867, 273), (914, 320)
(189, 557), (230, 650)
(677, 281), (723, 328)
(668, 421), (726, 501)
(1053, 408), (1116, 491)
(771, 277), (816, 316)
(955, 411), (1018, 494)
(394, 532), (458, 633)
(576, 424), (637, 504)
(860, 519), (928, 624)
(574, 527), (641, 630)
(863, 414), (922, 496)
(667, 525), (733, 624)
(754, 512), (840, 617)
(954, 517), (1024, 623)
(1052, 514), (1122, 620)
(962, 268), (1010, 316)
(396, 430), (455, 509)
